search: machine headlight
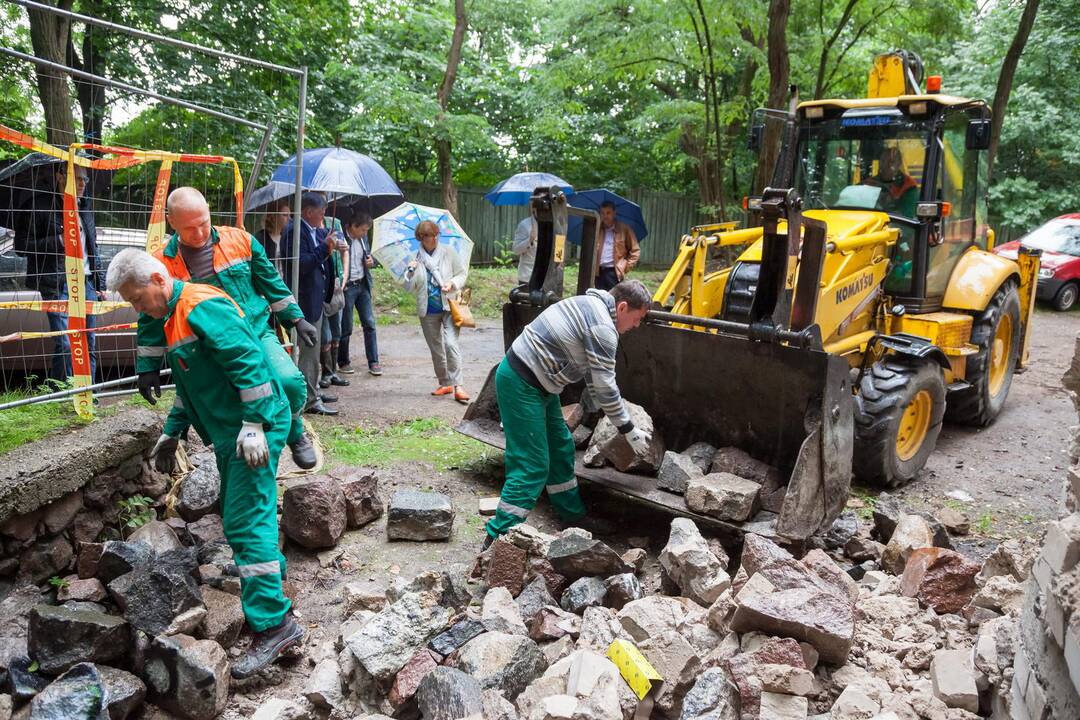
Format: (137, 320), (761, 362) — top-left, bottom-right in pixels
(1039, 267), (1055, 279)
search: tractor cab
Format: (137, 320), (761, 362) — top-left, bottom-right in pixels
(793, 93), (993, 314)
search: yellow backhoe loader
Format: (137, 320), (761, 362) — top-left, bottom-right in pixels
(459, 51), (1040, 543)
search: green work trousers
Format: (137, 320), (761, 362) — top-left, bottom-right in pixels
(213, 417), (290, 631)
(485, 356), (586, 538)
(258, 325), (307, 445)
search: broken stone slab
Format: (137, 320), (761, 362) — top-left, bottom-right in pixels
(142, 633), (229, 720)
(576, 606), (619, 654)
(686, 473), (761, 522)
(871, 492), (902, 542)
(429, 619), (486, 657)
(800, 549), (859, 604)
(164, 606), (206, 636)
(41, 490), (83, 535)
(978, 538), (1031, 582)
(6, 655), (49, 702)
(449, 631), (547, 701)
(527, 557), (569, 599)
(516, 576), (557, 627)
(56, 577), (107, 604)
(560, 576), (607, 614)
(760, 691), (809, 720)
(758, 662), (815, 695)
(346, 590), (453, 683)
(200, 586), (244, 649)
(938, 507), (970, 535)
(929, 649), (978, 712)
(18, 536), (74, 585)
(529, 606), (581, 642)
(639, 629), (702, 716)
(680, 666), (738, 720)
(96, 540), (154, 584)
(416, 666), (484, 719)
(128, 520), (184, 556)
(97, 664), (147, 720)
(709, 446), (782, 485)
(659, 517), (731, 606)
(343, 580), (388, 616)
(482, 586), (529, 635)
(899, 547), (980, 614)
(27, 604), (130, 674)
(723, 637), (806, 718)
(506, 524), (556, 557)
(829, 685), (879, 719)
(516, 649), (625, 720)
(572, 425), (593, 450)
(546, 533), (631, 580)
(731, 586), (854, 666)
(542, 635), (576, 667)
(683, 441), (717, 474)
(880, 514), (935, 575)
(28, 662), (108, 720)
(107, 556), (203, 636)
(387, 648), (438, 711)
(185, 515), (225, 547)
(617, 595), (687, 643)
(656, 451), (702, 494)
(250, 698), (309, 720)
(970, 574), (1025, 614)
(176, 453), (220, 522)
(843, 535), (884, 563)
(386, 490), (455, 542)
(587, 402), (665, 473)
(488, 539), (527, 597)
(281, 477), (347, 549)
(621, 548), (647, 573)
(304, 656), (344, 711)
(334, 468), (384, 529)
(478, 497), (499, 516)
(603, 573), (643, 610)
(818, 512), (859, 550)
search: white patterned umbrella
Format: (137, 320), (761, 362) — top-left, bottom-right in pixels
(371, 202), (474, 280)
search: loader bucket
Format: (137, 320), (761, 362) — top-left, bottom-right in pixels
(459, 305), (854, 543)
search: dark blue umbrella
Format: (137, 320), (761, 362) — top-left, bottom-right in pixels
(566, 188), (648, 244)
(270, 147), (404, 216)
(484, 172), (573, 206)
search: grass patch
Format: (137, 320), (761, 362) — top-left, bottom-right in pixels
(848, 486), (878, 520)
(973, 511), (995, 535)
(367, 265), (672, 325)
(942, 497), (968, 512)
(323, 417), (498, 471)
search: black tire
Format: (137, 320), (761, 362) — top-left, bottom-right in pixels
(1054, 282), (1078, 312)
(945, 281), (1021, 426)
(854, 358), (946, 487)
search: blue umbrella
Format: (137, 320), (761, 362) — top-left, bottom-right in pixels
(484, 172), (573, 206)
(270, 147), (404, 216)
(370, 202), (474, 280)
(565, 188), (648, 244)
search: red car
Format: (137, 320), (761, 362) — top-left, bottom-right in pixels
(994, 214), (1080, 311)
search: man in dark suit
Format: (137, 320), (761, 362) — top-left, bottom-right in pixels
(280, 192), (338, 416)
(16, 164), (104, 382)
(338, 208), (382, 376)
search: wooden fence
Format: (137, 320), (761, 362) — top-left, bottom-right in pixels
(400, 183), (705, 268)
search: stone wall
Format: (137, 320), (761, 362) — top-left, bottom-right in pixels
(0, 408), (164, 585)
(1012, 338), (1080, 719)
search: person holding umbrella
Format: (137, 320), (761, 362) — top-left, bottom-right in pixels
(594, 200), (640, 291)
(403, 220), (469, 402)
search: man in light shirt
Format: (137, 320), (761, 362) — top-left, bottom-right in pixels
(512, 212), (537, 286)
(338, 208), (382, 375)
(592, 200), (640, 291)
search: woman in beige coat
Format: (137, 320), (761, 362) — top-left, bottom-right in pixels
(403, 220), (470, 402)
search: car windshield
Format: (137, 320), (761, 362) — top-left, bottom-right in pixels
(795, 111), (933, 220)
(1021, 220), (1080, 257)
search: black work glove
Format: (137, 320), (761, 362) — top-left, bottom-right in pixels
(138, 370), (162, 405)
(150, 433), (179, 474)
(294, 317), (318, 348)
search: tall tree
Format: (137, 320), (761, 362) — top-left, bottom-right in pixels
(26, 0), (76, 145)
(988, 0), (1040, 180)
(436, 0), (468, 218)
(755, 0), (791, 193)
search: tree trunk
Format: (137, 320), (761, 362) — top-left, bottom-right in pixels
(67, 1), (107, 144)
(814, 0), (859, 99)
(988, 0), (1041, 181)
(755, 0), (791, 194)
(27, 0), (76, 145)
(436, 0), (467, 219)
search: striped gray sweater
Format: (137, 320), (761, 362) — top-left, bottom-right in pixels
(508, 289), (632, 431)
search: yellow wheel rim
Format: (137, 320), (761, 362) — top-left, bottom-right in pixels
(896, 389), (933, 462)
(988, 313), (1013, 398)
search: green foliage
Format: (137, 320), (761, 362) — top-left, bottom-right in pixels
(116, 495), (156, 537)
(973, 511), (995, 535)
(27, 660), (39, 673)
(48, 575), (70, 590)
(0, 386), (93, 456)
(323, 417), (496, 471)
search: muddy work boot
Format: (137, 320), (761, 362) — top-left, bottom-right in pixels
(231, 613), (305, 679)
(289, 433), (317, 470)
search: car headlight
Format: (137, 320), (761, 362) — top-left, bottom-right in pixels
(1039, 267), (1055, 279)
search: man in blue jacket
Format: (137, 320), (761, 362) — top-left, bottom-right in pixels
(280, 192), (338, 416)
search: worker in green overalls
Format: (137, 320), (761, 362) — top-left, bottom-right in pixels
(107, 248), (304, 679)
(136, 187), (319, 469)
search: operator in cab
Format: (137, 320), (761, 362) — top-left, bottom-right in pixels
(480, 280), (653, 551)
(864, 145), (919, 218)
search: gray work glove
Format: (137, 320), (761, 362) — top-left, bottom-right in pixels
(623, 427), (652, 456)
(150, 433), (179, 474)
(294, 317), (318, 347)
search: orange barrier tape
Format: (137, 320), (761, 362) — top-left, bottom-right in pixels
(0, 300), (130, 313)
(0, 320), (136, 344)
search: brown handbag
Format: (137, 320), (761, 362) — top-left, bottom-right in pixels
(448, 287), (476, 328)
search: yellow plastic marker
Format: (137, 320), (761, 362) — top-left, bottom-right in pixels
(607, 638), (663, 700)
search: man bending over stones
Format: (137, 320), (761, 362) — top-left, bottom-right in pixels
(108, 248), (303, 678)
